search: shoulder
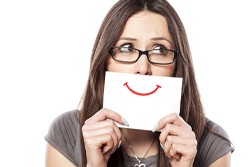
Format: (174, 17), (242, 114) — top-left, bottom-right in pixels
(206, 119), (230, 138)
(50, 110), (79, 130)
(195, 118), (234, 166)
(45, 110), (80, 166)
(46, 110), (79, 140)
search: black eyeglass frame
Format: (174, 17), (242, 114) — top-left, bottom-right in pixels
(109, 46), (178, 65)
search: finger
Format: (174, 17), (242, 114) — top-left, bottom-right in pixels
(161, 139), (172, 157)
(102, 135), (115, 154)
(156, 113), (190, 131)
(160, 135), (181, 159)
(159, 124), (183, 144)
(161, 134), (197, 157)
(85, 108), (129, 126)
(84, 134), (114, 154)
(159, 124), (172, 144)
(159, 124), (194, 143)
(161, 142), (181, 160)
(104, 120), (122, 148)
(82, 121), (121, 149)
(170, 152), (181, 161)
(165, 135), (197, 146)
(170, 143), (197, 160)
(83, 128), (118, 149)
(83, 119), (121, 136)
(169, 144), (179, 158)
(83, 119), (122, 140)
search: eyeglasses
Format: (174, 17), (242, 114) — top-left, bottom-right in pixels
(109, 46), (178, 65)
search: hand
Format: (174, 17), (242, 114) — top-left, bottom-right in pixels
(82, 108), (128, 167)
(155, 113), (197, 167)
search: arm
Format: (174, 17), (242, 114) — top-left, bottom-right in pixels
(208, 152), (231, 167)
(45, 143), (76, 167)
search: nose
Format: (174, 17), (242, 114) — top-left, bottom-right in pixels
(135, 54), (152, 75)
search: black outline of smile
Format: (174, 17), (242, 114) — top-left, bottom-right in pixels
(123, 82), (161, 96)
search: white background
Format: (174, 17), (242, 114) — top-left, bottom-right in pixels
(0, 0), (249, 166)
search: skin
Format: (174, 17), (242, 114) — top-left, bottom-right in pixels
(107, 12), (176, 76)
(45, 10), (231, 167)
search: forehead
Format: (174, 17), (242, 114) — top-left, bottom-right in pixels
(120, 10), (170, 39)
(129, 10), (167, 23)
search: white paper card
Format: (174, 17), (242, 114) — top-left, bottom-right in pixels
(103, 71), (182, 131)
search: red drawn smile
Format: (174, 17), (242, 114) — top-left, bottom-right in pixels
(123, 82), (161, 96)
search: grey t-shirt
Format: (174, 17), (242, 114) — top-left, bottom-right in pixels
(45, 110), (234, 167)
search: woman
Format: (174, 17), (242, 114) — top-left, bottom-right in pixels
(45, 0), (234, 166)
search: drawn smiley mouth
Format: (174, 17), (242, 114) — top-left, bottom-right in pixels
(123, 82), (161, 96)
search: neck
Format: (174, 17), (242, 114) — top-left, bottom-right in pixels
(121, 128), (159, 158)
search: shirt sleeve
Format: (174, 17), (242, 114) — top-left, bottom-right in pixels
(196, 119), (235, 167)
(44, 110), (79, 166)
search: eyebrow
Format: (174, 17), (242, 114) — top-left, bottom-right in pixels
(150, 37), (172, 45)
(118, 37), (137, 41)
(118, 37), (172, 45)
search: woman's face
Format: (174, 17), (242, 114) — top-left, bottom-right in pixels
(107, 10), (176, 77)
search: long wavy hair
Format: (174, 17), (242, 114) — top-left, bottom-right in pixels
(78, 0), (206, 166)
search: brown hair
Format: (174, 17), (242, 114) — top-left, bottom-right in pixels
(78, 0), (205, 166)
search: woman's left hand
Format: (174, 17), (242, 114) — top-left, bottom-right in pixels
(155, 113), (197, 167)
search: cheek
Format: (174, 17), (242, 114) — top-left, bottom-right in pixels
(107, 56), (131, 73)
(107, 56), (118, 71)
(152, 63), (176, 77)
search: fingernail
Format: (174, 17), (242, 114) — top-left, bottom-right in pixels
(117, 140), (121, 149)
(121, 117), (129, 126)
(160, 143), (164, 150)
(111, 149), (116, 154)
(102, 148), (108, 154)
(152, 123), (158, 132)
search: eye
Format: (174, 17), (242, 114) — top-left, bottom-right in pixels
(151, 45), (168, 55)
(119, 43), (134, 53)
(152, 44), (167, 50)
